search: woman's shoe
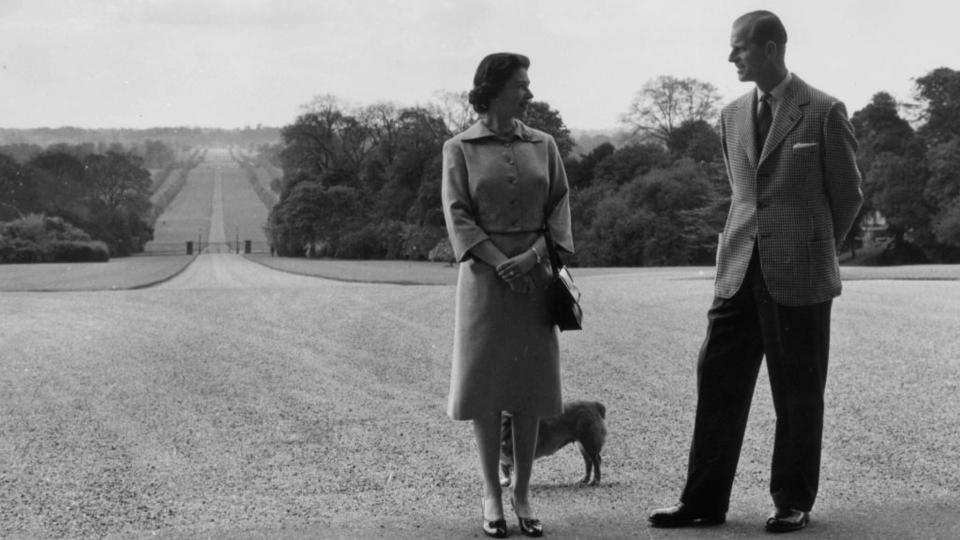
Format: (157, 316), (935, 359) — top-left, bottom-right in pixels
(510, 497), (544, 537)
(516, 516), (543, 538)
(482, 499), (508, 538)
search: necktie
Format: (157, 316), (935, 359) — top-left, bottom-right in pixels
(756, 94), (772, 154)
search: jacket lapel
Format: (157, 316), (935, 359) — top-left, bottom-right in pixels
(759, 77), (809, 165)
(736, 93), (760, 168)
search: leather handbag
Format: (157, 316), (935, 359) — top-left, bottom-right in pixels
(543, 227), (582, 331)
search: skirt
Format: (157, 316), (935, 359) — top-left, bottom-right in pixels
(447, 232), (562, 420)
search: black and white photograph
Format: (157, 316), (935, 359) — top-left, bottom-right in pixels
(2, 1), (958, 538)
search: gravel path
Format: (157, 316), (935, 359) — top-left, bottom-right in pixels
(2, 254), (959, 539)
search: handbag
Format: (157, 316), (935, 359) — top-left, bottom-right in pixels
(543, 227), (582, 331)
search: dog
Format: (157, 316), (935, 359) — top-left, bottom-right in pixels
(499, 400), (607, 487)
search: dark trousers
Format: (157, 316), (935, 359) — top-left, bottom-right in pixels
(681, 251), (832, 513)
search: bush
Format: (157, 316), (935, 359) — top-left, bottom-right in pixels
(400, 225), (445, 260)
(428, 238), (456, 264)
(0, 214), (110, 263)
(0, 238), (44, 263)
(335, 225), (385, 259)
(48, 240), (110, 262)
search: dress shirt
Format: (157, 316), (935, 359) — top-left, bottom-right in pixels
(756, 71), (793, 122)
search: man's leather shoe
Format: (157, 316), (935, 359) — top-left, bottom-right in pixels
(765, 508), (809, 533)
(648, 503), (726, 528)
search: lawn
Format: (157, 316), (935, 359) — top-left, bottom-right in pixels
(1, 258), (958, 539)
(0, 255), (195, 291)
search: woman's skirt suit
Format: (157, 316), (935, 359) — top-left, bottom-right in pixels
(441, 120), (574, 420)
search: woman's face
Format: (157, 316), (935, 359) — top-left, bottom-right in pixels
(490, 68), (533, 118)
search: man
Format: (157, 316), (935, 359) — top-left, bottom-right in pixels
(648, 10), (863, 533)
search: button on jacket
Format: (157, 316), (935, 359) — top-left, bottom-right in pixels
(442, 120), (573, 262)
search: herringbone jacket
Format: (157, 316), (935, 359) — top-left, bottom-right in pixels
(716, 75), (863, 306)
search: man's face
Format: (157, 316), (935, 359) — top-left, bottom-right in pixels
(728, 22), (768, 83)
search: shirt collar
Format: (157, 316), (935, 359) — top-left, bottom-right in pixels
(756, 71), (793, 104)
(460, 119), (544, 143)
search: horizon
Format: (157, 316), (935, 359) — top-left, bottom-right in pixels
(2, 0), (957, 131)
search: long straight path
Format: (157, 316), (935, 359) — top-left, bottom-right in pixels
(147, 147), (270, 255)
(153, 253), (341, 289)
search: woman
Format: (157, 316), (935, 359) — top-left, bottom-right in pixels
(441, 52), (574, 538)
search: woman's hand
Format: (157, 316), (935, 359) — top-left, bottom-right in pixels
(495, 249), (537, 282)
(505, 274), (535, 294)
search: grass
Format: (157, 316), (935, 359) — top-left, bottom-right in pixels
(1, 256), (958, 539)
(3, 253), (958, 292)
(0, 255), (195, 291)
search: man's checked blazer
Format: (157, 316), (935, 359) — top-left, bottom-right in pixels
(716, 75), (863, 306)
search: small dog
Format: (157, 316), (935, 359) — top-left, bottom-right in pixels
(500, 400), (607, 487)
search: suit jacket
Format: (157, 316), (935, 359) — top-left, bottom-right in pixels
(716, 75), (863, 306)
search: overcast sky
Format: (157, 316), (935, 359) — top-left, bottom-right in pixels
(1, 0), (957, 130)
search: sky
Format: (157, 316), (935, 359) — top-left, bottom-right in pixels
(1, 0), (958, 131)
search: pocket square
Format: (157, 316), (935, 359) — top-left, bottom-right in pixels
(792, 142), (818, 150)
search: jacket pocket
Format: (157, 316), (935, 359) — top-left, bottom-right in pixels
(807, 238), (838, 288)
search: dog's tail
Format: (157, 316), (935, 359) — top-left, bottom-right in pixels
(595, 402), (606, 419)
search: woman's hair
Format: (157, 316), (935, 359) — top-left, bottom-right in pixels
(468, 52), (530, 114)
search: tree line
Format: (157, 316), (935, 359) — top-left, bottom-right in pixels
(0, 140), (178, 262)
(3, 68), (957, 266)
(263, 84), (727, 265)
(0, 126), (280, 151)
(266, 68), (960, 266)
(850, 68), (960, 263)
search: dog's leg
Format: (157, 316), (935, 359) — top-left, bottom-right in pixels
(499, 414), (514, 487)
(577, 441), (603, 486)
(589, 453), (602, 486)
(499, 462), (512, 487)
(576, 442), (592, 485)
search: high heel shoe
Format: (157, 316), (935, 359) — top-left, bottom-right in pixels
(481, 498), (508, 538)
(510, 497), (544, 537)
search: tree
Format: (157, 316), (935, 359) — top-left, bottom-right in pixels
(620, 76), (722, 144)
(83, 151), (152, 213)
(666, 119), (722, 163)
(268, 180), (363, 257)
(566, 142), (615, 189)
(279, 95), (373, 186)
(578, 159), (722, 266)
(0, 152), (31, 220)
(852, 92), (915, 156)
(868, 152), (931, 246)
(0, 143), (42, 164)
(925, 138), (960, 250)
(25, 151), (89, 215)
(850, 92), (923, 252)
(140, 139), (176, 169)
(591, 143), (671, 187)
(932, 202), (960, 247)
(429, 90), (476, 134)
(523, 101), (576, 159)
(375, 107), (448, 222)
(915, 67), (960, 143)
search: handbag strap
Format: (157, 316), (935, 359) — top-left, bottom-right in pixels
(542, 225), (563, 279)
